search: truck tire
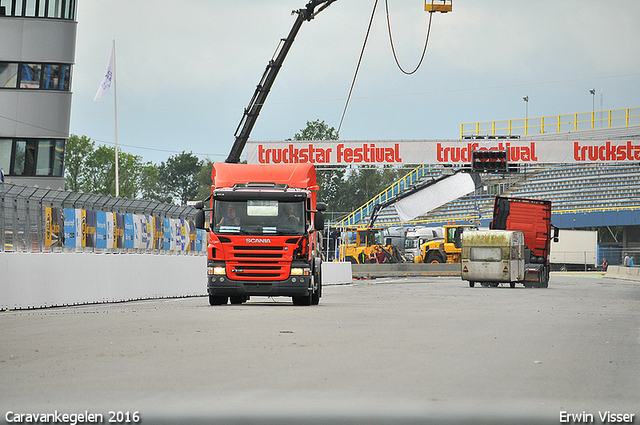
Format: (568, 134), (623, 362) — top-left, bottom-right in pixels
(346, 256), (357, 264)
(425, 253), (443, 264)
(292, 294), (311, 306)
(311, 273), (321, 305)
(469, 281), (475, 288)
(510, 282), (516, 288)
(209, 295), (228, 306)
(229, 295), (247, 304)
(540, 267), (550, 288)
(311, 283), (321, 305)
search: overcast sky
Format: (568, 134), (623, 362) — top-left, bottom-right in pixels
(69, 0), (640, 165)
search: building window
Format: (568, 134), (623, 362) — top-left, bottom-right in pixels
(0, 0), (76, 19)
(2, 138), (65, 177)
(0, 62), (71, 91)
(20, 63), (41, 88)
(13, 140), (37, 176)
(0, 63), (18, 88)
(36, 140), (54, 175)
(53, 140), (64, 176)
(0, 139), (12, 174)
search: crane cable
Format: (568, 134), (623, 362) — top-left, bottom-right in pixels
(338, 0), (434, 134)
(385, 0), (434, 75)
(337, 0), (379, 135)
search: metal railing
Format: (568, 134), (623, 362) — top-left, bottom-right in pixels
(461, 107), (640, 138)
(0, 182), (206, 254)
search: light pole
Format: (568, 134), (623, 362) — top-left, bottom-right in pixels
(589, 89), (596, 129)
(523, 96), (529, 135)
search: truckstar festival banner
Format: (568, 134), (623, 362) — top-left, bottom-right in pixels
(246, 139), (640, 165)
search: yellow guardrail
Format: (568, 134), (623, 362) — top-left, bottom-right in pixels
(461, 107), (640, 138)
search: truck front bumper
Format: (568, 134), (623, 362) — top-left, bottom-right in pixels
(207, 274), (313, 298)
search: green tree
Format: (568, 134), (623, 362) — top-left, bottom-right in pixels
(160, 151), (203, 205)
(290, 120), (346, 213)
(83, 145), (145, 198)
(195, 158), (214, 201)
(64, 134), (145, 198)
(291, 119), (338, 141)
(140, 164), (172, 203)
(341, 166), (406, 214)
(64, 134), (95, 192)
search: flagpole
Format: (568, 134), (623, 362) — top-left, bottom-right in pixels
(113, 39), (120, 197)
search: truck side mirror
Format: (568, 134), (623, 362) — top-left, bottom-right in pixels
(314, 211), (325, 231)
(317, 202), (327, 212)
(552, 225), (559, 243)
(195, 209), (206, 230)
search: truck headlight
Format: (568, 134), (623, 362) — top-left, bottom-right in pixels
(209, 266), (225, 275)
(291, 268), (310, 276)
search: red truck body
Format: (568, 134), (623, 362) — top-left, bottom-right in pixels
(489, 196), (557, 287)
(196, 162), (325, 305)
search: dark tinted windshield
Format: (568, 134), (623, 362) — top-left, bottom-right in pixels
(213, 200), (305, 235)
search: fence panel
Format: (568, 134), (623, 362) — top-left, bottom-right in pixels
(0, 182), (206, 255)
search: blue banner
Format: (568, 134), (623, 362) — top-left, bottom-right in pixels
(163, 218), (171, 251)
(96, 211), (107, 249)
(63, 209), (77, 248)
(124, 214), (134, 249)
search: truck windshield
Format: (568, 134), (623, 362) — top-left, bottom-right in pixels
(405, 238), (418, 249)
(213, 199), (305, 235)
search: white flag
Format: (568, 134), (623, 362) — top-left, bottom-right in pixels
(94, 44), (114, 102)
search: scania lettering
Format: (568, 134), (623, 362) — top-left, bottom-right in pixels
(247, 238), (272, 244)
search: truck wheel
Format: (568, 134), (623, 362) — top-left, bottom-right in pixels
(469, 281), (475, 288)
(346, 256), (357, 264)
(510, 282), (516, 288)
(229, 295), (246, 305)
(311, 274), (321, 305)
(540, 268), (550, 288)
(311, 286), (320, 305)
(292, 295), (311, 306)
(426, 254), (443, 263)
(209, 295), (228, 306)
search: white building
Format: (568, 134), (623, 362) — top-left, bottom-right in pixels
(0, 0), (77, 189)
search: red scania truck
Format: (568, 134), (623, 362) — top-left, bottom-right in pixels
(195, 163), (326, 305)
(193, 1), (337, 305)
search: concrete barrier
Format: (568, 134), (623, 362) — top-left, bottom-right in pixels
(321, 261), (352, 285)
(352, 262), (460, 278)
(0, 253), (206, 310)
(0, 255), (355, 310)
(604, 265), (640, 282)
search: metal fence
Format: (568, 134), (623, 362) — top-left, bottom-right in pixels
(0, 182), (205, 254)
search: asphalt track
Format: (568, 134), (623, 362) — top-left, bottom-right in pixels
(1, 273), (638, 424)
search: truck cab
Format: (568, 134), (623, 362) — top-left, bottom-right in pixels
(404, 227), (443, 262)
(195, 163), (325, 306)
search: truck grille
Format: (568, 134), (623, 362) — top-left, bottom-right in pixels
(227, 245), (289, 280)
